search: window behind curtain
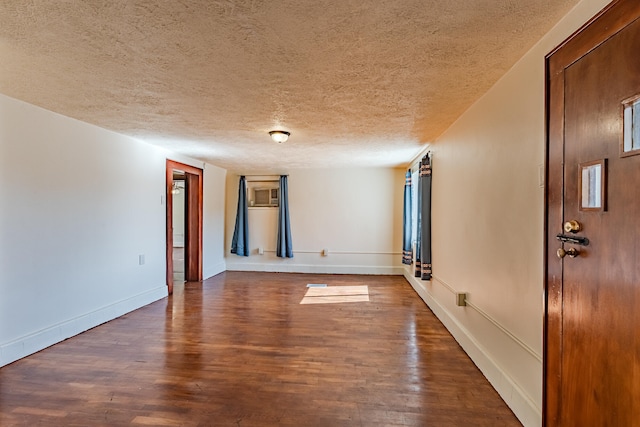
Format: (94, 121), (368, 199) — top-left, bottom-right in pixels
(410, 167), (419, 259)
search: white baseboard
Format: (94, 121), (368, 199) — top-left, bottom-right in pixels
(226, 261), (403, 275)
(0, 285), (167, 368)
(403, 271), (541, 427)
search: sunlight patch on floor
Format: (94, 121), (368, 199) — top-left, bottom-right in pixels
(300, 285), (369, 304)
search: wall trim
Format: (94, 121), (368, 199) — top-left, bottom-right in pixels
(263, 250), (402, 256)
(226, 261), (403, 275)
(0, 285), (167, 368)
(431, 274), (542, 363)
(403, 270), (541, 427)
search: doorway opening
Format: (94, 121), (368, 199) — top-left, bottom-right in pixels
(166, 160), (203, 295)
(172, 171), (186, 285)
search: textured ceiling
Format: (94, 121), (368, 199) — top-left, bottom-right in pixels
(0, 0), (580, 173)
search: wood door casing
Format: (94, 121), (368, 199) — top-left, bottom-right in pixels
(184, 171), (202, 282)
(166, 160), (203, 294)
(545, 0), (640, 425)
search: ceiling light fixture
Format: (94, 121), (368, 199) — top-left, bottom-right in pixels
(269, 130), (290, 143)
(171, 182), (182, 195)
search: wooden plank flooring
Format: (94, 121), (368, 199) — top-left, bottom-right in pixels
(0, 272), (521, 426)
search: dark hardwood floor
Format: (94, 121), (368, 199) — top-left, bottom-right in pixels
(0, 272), (521, 426)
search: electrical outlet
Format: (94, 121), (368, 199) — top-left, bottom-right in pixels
(455, 292), (467, 306)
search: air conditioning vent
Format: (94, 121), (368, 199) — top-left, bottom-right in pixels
(252, 187), (279, 207)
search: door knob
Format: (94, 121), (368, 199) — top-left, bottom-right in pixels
(557, 247), (580, 258)
(564, 220), (582, 233)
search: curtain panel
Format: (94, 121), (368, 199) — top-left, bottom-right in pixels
(231, 176), (249, 256)
(402, 169), (413, 265)
(276, 175), (293, 258)
(415, 155), (432, 280)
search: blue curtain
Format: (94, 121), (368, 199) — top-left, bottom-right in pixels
(276, 175), (293, 258)
(402, 169), (413, 265)
(415, 164), (422, 277)
(231, 176), (249, 256)
(415, 155), (432, 280)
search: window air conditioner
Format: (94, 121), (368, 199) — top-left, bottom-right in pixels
(253, 188), (279, 207)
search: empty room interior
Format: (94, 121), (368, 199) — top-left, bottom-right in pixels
(0, 0), (635, 426)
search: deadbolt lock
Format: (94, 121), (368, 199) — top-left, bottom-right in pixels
(557, 247), (580, 259)
(564, 220), (582, 233)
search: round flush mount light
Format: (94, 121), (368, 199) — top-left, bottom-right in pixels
(269, 130), (290, 143)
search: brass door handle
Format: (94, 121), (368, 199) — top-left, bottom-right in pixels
(557, 247), (580, 258)
(564, 220), (582, 233)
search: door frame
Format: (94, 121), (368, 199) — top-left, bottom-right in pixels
(166, 159), (203, 295)
(544, 0), (640, 424)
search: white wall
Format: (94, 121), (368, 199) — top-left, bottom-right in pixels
(202, 164), (227, 279)
(0, 94), (227, 367)
(225, 168), (405, 275)
(403, 1), (610, 426)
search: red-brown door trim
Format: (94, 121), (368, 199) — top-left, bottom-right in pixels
(166, 159), (203, 295)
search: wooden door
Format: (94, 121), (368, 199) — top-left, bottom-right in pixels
(545, 1), (640, 425)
